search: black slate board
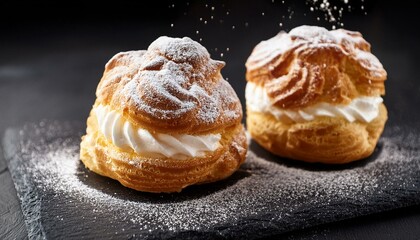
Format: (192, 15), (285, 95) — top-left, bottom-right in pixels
(3, 120), (420, 239)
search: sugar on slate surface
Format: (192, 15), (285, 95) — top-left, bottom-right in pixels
(5, 121), (420, 238)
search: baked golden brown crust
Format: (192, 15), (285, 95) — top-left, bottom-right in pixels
(80, 113), (247, 192)
(246, 25), (387, 109)
(80, 36), (247, 192)
(96, 37), (242, 134)
(245, 26), (388, 163)
(247, 104), (387, 164)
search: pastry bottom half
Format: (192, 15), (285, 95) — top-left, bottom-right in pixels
(246, 104), (388, 164)
(80, 114), (247, 193)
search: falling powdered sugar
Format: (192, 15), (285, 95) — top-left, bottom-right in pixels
(306, 0), (366, 29)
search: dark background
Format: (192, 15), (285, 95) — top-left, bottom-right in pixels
(1, 1), (420, 239)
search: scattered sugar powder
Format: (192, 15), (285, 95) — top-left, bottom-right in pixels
(246, 25), (386, 79)
(4, 121), (420, 239)
(107, 36), (240, 125)
(306, 0), (366, 29)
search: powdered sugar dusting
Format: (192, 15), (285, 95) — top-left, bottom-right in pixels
(4, 121), (420, 238)
(246, 25), (386, 78)
(245, 31), (293, 70)
(290, 25), (336, 43)
(98, 36), (241, 128)
(148, 36), (209, 64)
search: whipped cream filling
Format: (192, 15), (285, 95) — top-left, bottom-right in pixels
(94, 105), (221, 159)
(245, 82), (383, 123)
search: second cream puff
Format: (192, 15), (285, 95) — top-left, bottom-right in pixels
(245, 25), (387, 164)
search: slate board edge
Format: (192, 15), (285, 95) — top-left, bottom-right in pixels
(2, 128), (46, 240)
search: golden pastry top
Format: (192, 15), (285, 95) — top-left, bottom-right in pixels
(246, 25), (387, 109)
(95, 36), (242, 134)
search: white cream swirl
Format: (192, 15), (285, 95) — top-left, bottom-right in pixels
(245, 82), (382, 123)
(94, 105), (221, 159)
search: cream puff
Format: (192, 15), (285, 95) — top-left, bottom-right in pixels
(245, 25), (387, 164)
(80, 36), (247, 193)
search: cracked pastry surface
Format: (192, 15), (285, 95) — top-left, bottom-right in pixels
(245, 25), (387, 164)
(80, 36), (247, 192)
